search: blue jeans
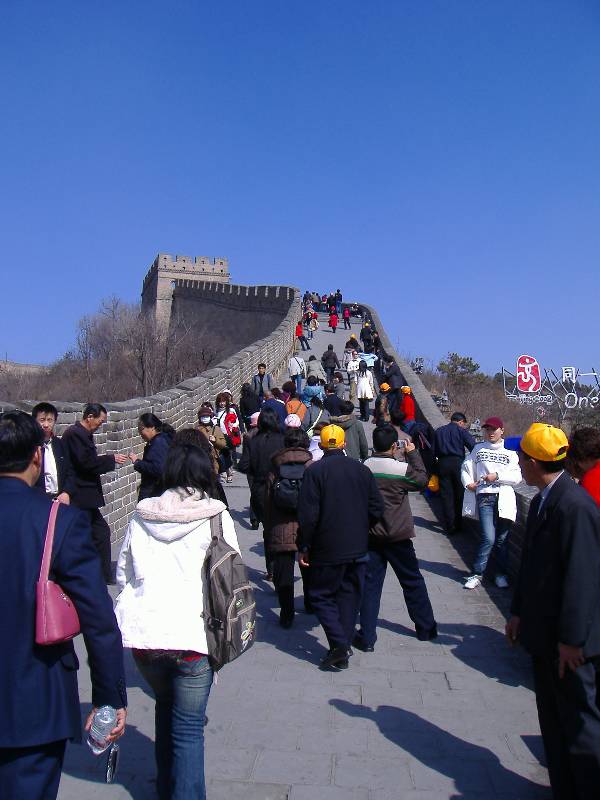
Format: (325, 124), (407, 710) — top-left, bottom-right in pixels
(134, 653), (213, 800)
(293, 374), (303, 395)
(474, 494), (511, 576)
(358, 541), (436, 645)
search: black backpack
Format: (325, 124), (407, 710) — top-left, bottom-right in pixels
(202, 514), (256, 672)
(272, 462), (306, 511)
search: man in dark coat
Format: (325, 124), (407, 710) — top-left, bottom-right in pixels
(61, 404), (128, 583)
(321, 344), (341, 383)
(507, 423), (600, 799)
(0, 411), (127, 800)
(32, 402), (76, 503)
(433, 412), (476, 534)
(297, 424), (384, 670)
(355, 425), (436, 651)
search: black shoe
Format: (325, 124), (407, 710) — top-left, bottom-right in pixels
(279, 611), (295, 629)
(416, 624), (438, 641)
(352, 633), (374, 652)
(251, 520), (260, 530)
(319, 646), (350, 670)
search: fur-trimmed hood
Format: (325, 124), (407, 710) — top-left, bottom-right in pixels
(134, 488), (226, 543)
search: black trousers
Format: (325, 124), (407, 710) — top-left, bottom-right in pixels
(358, 540), (436, 645)
(88, 508), (112, 583)
(532, 655), (600, 799)
(272, 551), (296, 616)
(437, 455), (465, 532)
(0, 739), (66, 800)
(308, 561), (367, 650)
(250, 482), (273, 575)
(343, 318), (351, 329)
(359, 398), (370, 421)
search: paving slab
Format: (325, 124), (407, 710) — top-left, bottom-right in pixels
(58, 314), (550, 799)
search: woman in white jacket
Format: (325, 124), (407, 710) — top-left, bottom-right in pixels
(460, 416), (522, 590)
(356, 359), (376, 422)
(114, 441), (241, 800)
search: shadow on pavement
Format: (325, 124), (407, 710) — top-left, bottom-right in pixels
(330, 700), (549, 798)
(246, 565), (325, 664)
(227, 507), (254, 530)
(418, 558), (469, 582)
(377, 618), (531, 688)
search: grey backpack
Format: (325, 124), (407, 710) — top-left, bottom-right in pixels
(202, 513), (256, 672)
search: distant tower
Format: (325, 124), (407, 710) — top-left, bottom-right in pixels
(141, 253), (230, 325)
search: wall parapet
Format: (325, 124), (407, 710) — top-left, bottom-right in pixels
(358, 300), (534, 579)
(1, 285), (301, 542)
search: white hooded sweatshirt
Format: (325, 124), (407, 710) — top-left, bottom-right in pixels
(114, 488), (240, 654)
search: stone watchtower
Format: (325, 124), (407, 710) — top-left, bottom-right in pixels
(141, 253), (230, 325)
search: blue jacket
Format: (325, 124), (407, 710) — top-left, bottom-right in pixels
(0, 477), (127, 748)
(133, 431), (173, 500)
(433, 422), (476, 459)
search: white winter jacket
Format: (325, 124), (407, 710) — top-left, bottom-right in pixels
(114, 488), (240, 654)
(357, 370), (375, 400)
(460, 440), (522, 522)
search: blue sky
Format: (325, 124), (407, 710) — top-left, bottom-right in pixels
(1, 1), (598, 376)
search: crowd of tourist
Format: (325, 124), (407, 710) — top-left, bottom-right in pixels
(1, 293), (600, 800)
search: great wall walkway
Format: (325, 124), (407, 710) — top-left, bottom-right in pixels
(59, 316), (551, 799)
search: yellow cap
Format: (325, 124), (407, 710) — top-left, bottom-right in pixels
(320, 424), (345, 449)
(379, 383), (391, 392)
(401, 386), (411, 394)
(520, 424), (569, 462)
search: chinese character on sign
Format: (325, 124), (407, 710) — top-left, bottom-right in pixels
(561, 366), (578, 384)
(516, 355), (542, 393)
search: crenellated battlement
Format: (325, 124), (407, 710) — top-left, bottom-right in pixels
(142, 253), (230, 288)
(141, 252), (230, 321)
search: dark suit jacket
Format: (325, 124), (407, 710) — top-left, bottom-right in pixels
(61, 421), (115, 509)
(0, 477), (126, 748)
(34, 435), (77, 498)
(511, 472), (600, 658)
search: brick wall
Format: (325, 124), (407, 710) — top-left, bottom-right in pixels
(358, 300), (534, 578)
(0, 286), (301, 541)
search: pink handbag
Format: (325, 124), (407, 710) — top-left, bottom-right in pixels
(35, 500), (81, 645)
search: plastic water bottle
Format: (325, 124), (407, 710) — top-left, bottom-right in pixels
(87, 706), (117, 755)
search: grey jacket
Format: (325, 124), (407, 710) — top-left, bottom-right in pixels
(329, 414), (369, 461)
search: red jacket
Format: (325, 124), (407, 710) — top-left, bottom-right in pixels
(295, 323), (303, 337)
(400, 394), (416, 422)
(329, 314), (338, 328)
(581, 463), (600, 507)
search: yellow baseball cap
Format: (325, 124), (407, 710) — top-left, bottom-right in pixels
(520, 423), (569, 462)
(320, 424), (345, 449)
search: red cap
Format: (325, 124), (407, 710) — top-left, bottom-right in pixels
(482, 416), (504, 430)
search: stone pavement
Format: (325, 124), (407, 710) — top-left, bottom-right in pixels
(59, 315), (551, 799)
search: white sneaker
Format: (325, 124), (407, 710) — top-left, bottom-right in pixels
(464, 574), (482, 590)
(494, 574), (509, 588)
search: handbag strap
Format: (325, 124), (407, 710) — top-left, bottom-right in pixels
(209, 512), (224, 541)
(39, 500), (60, 582)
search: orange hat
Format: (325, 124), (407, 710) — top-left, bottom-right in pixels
(379, 383), (391, 392)
(401, 386), (411, 394)
(320, 424), (345, 449)
(520, 424), (569, 462)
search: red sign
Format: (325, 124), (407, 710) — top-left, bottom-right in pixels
(516, 355), (542, 393)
